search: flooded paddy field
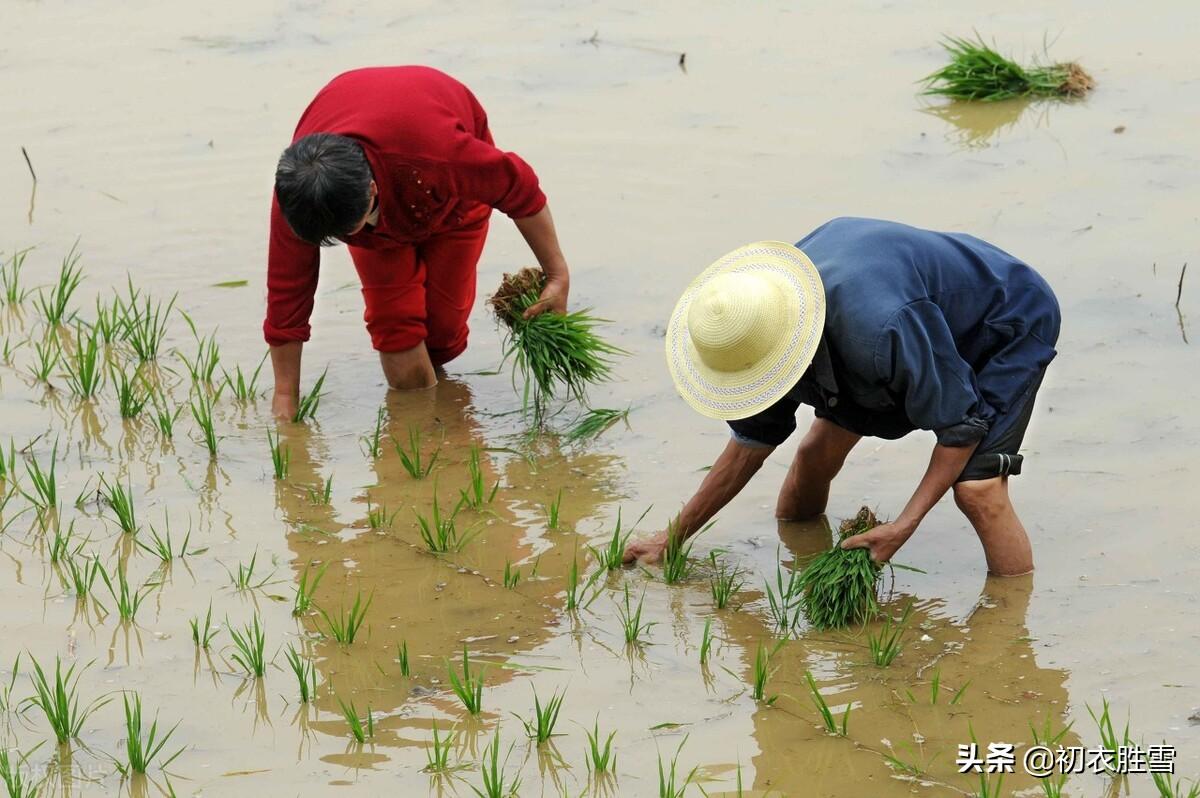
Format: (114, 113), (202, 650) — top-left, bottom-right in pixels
(1, 1), (1198, 795)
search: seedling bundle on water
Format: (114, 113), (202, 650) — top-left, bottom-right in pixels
(797, 507), (885, 630)
(488, 267), (625, 424)
(923, 35), (1094, 102)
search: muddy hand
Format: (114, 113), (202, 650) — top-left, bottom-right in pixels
(622, 532), (669, 565)
(522, 274), (569, 319)
(839, 521), (913, 564)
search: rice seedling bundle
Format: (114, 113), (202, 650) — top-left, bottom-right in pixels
(922, 35), (1094, 102)
(797, 507), (884, 630)
(488, 267), (624, 420)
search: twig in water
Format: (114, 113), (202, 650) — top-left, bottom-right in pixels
(1176, 263), (1188, 308)
(21, 147), (36, 182)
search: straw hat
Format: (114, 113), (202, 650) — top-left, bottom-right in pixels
(666, 241), (825, 421)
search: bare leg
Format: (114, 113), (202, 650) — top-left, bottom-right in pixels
(380, 342), (437, 391)
(953, 477), (1034, 576)
(775, 418), (861, 521)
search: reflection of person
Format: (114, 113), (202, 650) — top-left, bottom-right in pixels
(264, 66), (572, 418)
(625, 218), (1060, 575)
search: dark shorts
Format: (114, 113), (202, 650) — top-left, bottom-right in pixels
(956, 367), (1048, 483)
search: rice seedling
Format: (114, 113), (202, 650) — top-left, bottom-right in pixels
(366, 499), (398, 531)
(221, 353), (267, 402)
(709, 553), (745, 609)
(24, 654), (110, 744)
(116, 692), (183, 775)
(699, 617), (714, 666)
(447, 646), (485, 715)
(502, 559), (521, 589)
(656, 736), (697, 798)
(177, 315), (221, 384)
(1087, 696), (1132, 776)
(459, 445), (499, 510)
(267, 429), (290, 480)
(797, 507), (884, 630)
(471, 728), (520, 798)
(190, 602), (219, 648)
(64, 553), (101, 597)
(662, 520), (706, 584)
(564, 553), (602, 611)
(306, 475), (333, 505)
(112, 361), (150, 418)
(62, 324), (104, 398)
(950, 680), (971, 705)
(361, 406), (385, 458)
(27, 333), (61, 383)
(96, 562), (152, 622)
(415, 491), (480, 553)
(336, 697), (374, 743)
(590, 506), (649, 571)
(292, 368), (327, 423)
(967, 724), (1004, 798)
(1, 247), (33, 304)
(33, 243), (84, 326)
(99, 474), (139, 535)
(489, 268), (626, 421)
(868, 602), (913, 667)
(929, 668), (941, 705)
(119, 280), (176, 361)
(1030, 715), (1072, 798)
(94, 292), (124, 343)
(1153, 772), (1200, 798)
(616, 584), (653, 644)
(227, 614), (267, 677)
(922, 34), (1094, 102)
(292, 561), (327, 616)
(0, 745), (39, 798)
(317, 590), (372, 645)
(283, 645), (317, 703)
(0, 440), (13, 483)
(226, 550), (273, 591)
(47, 517), (80, 564)
(804, 670), (849, 736)
(763, 552), (802, 634)
(423, 721), (456, 773)
(396, 640), (410, 677)
(150, 390), (182, 440)
(518, 686), (565, 745)
(1, 335), (26, 364)
(393, 424), (439, 479)
(0, 656), (19, 714)
(564, 407), (629, 442)
(751, 641), (783, 704)
(584, 719), (617, 775)
(189, 384), (223, 457)
(544, 488), (563, 530)
(135, 513), (199, 561)
(21, 440), (58, 514)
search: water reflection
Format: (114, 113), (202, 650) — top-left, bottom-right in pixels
(920, 98), (1049, 149)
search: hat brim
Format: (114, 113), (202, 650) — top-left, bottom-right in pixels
(666, 241), (825, 421)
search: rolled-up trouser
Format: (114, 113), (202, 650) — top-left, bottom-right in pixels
(348, 212), (491, 365)
(956, 365), (1048, 482)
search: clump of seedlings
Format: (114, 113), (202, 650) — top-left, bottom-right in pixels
(99, 474), (138, 535)
(284, 645), (317, 704)
(292, 561), (327, 616)
(226, 550), (273, 591)
(804, 670), (850, 736)
(136, 513), (200, 561)
(34, 243), (84, 326)
(698, 617), (715, 666)
(661, 520), (709, 584)
(292, 368), (327, 423)
(709, 553), (745, 609)
(656, 736), (698, 798)
(396, 641), (411, 677)
(502, 559), (521, 589)
(473, 727), (521, 798)
(306, 475), (333, 506)
(922, 34), (1094, 102)
(584, 719), (617, 775)
(590, 506), (649, 571)
(28, 333), (61, 383)
(267, 429), (290, 480)
(1, 248), (33, 304)
(423, 721), (457, 773)
(517, 685), (565, 744)
(616, 584), (654, 644)
(868, 602), (913, 667)
(190, 602), (219, 648)
(63, 324), (104, 398)
(112, 361), (150, 418)
(488, 267), (625, 422)
(116, 692), (183, 776)
(317, 590), (372, 645)
(393, 424), (440, 479)
(189, 384), (223, 457)
(1030, 715), (1072, 798)
(177, 316), (221, 384)
(415, 490), (480, 553)
(151, 391), (183, 440)
(97, 562), (153, 622)
(1087, 696), (1133, 777)
(0, 746), (38, 798)
(459, 445), (499, 510)
(221, 354), (267, 402)
(337, 697), (374, 743)
(751, 641), (784, 704)
(227, 614), (268, 677)
(447, 647), (485, 715)
(565, 407), (629, 442)
(797, 507), (884, 630)
(24, 655), (110, 744)
(544, 488), (564, 530)
(361, 407), (385, 459)
(564, 553), (602, 611)
(119, 280), (176, 362)
(763, 551), (803, 634)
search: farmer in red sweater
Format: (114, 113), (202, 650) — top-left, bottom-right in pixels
(265, 66), (571, 419)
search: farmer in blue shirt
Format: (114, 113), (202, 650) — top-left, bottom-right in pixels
(624, 218), (1061, 575)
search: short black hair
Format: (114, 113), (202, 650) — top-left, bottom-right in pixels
(275, 133), (373, 245)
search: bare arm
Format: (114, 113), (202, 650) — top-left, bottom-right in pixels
(270, 342), (303, 421)
(623, 438), (774, 564)
(841, 441), (978, 562)
(513, 204), (571, 316)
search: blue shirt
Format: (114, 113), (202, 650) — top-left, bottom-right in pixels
(727, 218), (1061, 449)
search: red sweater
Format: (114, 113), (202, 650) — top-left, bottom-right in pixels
(264, 66), (547, 346)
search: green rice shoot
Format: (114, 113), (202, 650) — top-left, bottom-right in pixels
(922, 34), (1094, 102)
(797, 507), (885, 630)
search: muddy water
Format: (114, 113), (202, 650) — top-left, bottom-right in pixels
(2, 1), (1199, 795)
